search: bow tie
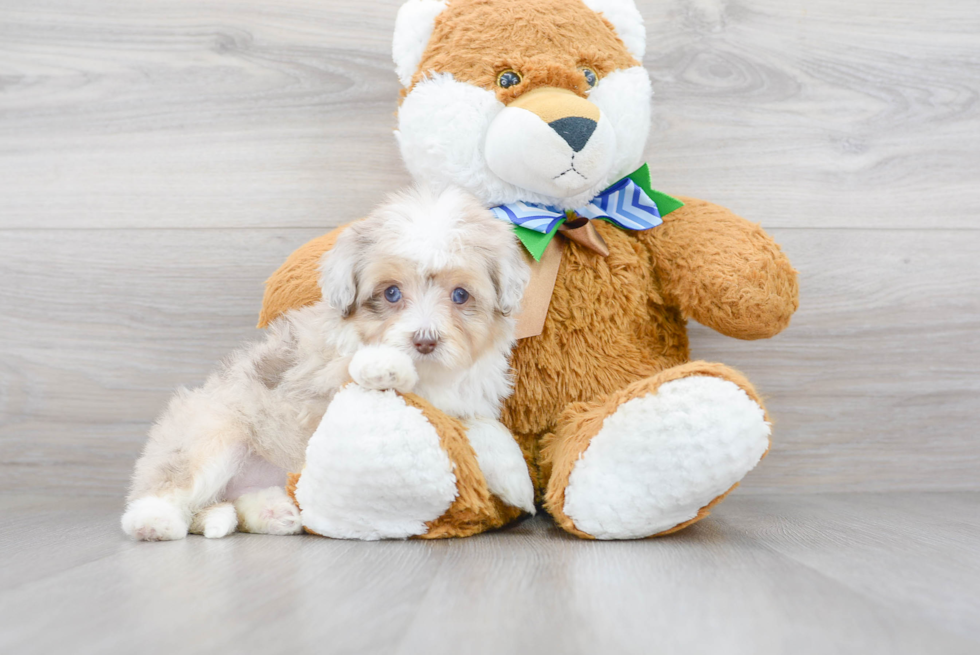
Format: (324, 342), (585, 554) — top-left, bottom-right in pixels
(490, 163), (684, 260)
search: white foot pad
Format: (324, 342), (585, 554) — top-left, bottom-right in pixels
(563, 376), (771, 539)
(121, 496), (189, 541)
(296, 386), (458, 540)
(234, 486), (303, 535)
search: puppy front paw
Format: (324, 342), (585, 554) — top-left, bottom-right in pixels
(121, 497), (189, 541)
(349, 345), (418, 392)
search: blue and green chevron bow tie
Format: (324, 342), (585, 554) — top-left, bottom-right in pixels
(490, 163), (684, 260)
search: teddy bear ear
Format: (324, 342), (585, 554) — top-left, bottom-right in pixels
(392, 0), (449, 87)
(582, 0), (647, 61)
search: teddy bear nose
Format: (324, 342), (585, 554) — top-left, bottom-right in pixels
(413, 333), (438, 354)
(548, 116), (597, 152)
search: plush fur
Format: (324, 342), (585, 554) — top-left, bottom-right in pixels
(123, 185), (532, 541)
(295, 385), (459, 540)
(395, 0), (651, 209)
(259, 0), (800, 540)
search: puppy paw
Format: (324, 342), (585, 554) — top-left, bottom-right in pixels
(121, 497), (189, 541)
(189, 502), (238, 539)
(349, 345), (418, 393)
(234, 486), (303, 535)
(465, 417), (536, 514)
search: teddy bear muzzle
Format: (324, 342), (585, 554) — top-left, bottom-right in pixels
(484, 87), (616, 199)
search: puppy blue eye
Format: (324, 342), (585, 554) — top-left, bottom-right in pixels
(451, 287), (469, 304)
(581, 68), (598, 88)
(384, 285), (402, 303)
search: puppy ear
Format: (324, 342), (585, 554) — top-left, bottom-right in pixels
(492, 235), (532, 317)
(319, 224), (368, 318)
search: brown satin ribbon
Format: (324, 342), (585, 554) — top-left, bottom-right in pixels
(559, 217), (610, 257)
(513, 218), (609, 340)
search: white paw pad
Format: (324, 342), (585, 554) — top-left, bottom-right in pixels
(121, 497), (189, 541)
(349, 345), (418, 392)
(563, 376), (771, 539)
(296, 385), (458, 540)
(234, 487), (303, 535)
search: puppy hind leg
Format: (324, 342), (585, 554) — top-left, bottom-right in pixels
(123, 439), (246, 541)
(123, 407), (250, 541)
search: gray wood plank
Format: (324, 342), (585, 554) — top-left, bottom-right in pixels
(1, 228), (978, 495)
(0, 494), (977, 654)
(1, 0), (977, 229)
(716, 493), (980, 640)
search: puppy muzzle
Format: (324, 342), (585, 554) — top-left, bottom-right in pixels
(484, 87), (616, 199)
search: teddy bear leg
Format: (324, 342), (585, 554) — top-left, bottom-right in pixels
(292, 385), (527, 540)
(542, 361), (772, 539)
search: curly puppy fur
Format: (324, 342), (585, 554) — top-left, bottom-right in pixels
(122, 185), (530, 541)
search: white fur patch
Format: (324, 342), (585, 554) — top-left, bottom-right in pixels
(587, 67), (652, 185)
(563, 376), (771, 539)
(583, 0), (647, 60)
(191, 503), (239, 539)
(393, 0), (448, 87)
(296, 385), (458, 540)
(485, 107), (617, 199)
(464, 418), (535, 514)
(349, 345), (419, 393)
(234, 486), (303, 535)
(398, 68), (653, 210)
(121, 496), (189, 541)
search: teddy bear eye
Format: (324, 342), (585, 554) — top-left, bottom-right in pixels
(581, 67), (598, 88)
(451, 287), (470, 304)
(496, 70), (522, 89)
(384, 285), (402, 303)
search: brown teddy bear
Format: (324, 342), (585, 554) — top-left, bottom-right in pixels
(268, 0), (799, 540)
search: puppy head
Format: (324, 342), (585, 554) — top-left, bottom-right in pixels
(319, 185), (530, 371)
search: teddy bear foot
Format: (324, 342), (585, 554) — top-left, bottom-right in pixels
(546, 368), (771, 539)
(294, 385), (460, 540)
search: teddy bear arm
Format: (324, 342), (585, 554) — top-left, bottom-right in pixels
(642, 196), (800, 340)
(257, 224), (353, 329)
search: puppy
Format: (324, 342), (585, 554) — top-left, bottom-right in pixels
(122, 185), (531, 540)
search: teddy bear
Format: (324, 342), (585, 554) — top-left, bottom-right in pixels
(266, 0), (799, 540)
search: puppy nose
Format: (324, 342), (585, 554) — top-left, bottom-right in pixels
(413, 333), (438, 354)
(548, 116), (597, 152)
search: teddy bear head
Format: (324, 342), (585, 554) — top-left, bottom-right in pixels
(393, 0), (652, 210)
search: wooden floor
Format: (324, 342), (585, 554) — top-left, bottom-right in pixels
(1, 492), (978, 654)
